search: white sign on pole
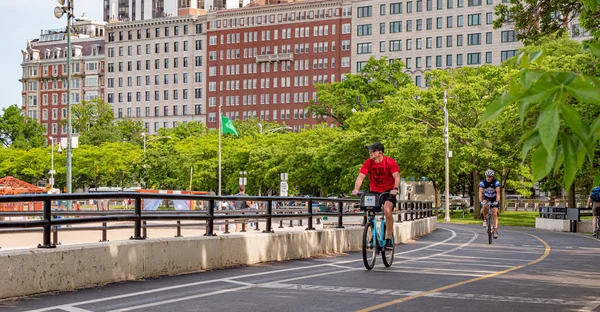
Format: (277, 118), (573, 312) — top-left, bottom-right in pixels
(280, 181), (288, 196)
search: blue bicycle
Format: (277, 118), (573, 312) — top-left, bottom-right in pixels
(359, 192), (394, 270)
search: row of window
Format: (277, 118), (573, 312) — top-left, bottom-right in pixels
(107, 56), (203, 73)
(208, 41), (343, 62)
(26, 93), (82, 106)
(107, 72), (201, 88)
(107, 24), (202, 42)
(357, 30), (515, 54)
(208, 25), (337, 46)
(108, 40), (200, 57)
(116, 105), (199, 118)
(208, 73), (336, 92)
(210, 7), (345, 30)
(210, 108), (310, 123)
(107, 88), (203, 104)
(355, 49), (518, 73)
(359, 13), (493, 36)
(358, 0), (507, 17)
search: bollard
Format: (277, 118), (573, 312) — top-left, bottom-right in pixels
(38, 199), (55, 248)
(241, 220), (247, 232)
(175, 220), (182, 237)
(130, 198), (144, 240)
(263, 200), (274, 233)
(52, 226), (58, 245)
(142, 221), (147, 238)
(337, 201), (344, 228)
(205, 199), (216, 236)
(224, 219), (230, 234)
(306, 200), (315, 230)
(101, 222), (108, 242)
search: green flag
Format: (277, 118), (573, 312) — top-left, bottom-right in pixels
(221, 115), (238, 136)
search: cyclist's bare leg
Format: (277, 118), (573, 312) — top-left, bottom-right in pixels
(492, 207), (499, 233)
(481, 202), (489, 222)
(593, 216), (598, 233)
(384, 201), (394, 239)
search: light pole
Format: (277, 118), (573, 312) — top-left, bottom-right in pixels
(53, 0), (74, 202)
(444, 90), (451, 223)
(49, 137), (57, 192)
(142, 132), (146, 154)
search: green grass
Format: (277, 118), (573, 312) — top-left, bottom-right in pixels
(437, 211), (539, 228)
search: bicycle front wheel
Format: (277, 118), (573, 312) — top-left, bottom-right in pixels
(381, 223), (394, 267)
(362, 221), (377, 270)
(487, 212), (494, 244)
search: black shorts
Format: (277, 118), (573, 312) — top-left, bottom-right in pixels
(482, 196), (499, 208)
(376, 191), (397, 206)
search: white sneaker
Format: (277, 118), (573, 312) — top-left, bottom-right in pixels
(483, 220), (487, 227)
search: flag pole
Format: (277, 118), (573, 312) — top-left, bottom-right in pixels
(218, 104), (222, 196)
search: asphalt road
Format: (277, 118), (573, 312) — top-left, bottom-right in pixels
(2, 224), (599, 312)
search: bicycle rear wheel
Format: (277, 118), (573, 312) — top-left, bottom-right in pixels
(381, 223), (394, 267)
(362, 221), (377, 270)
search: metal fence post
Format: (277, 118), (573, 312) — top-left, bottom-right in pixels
(101, 222), (108, 242)
(143, 221), (147, 238)
(337, 201), (344, 228)
(130, 197), (144, 240)
(175, 220), (182, 237)
(205, 199), (215, 236)
(264, 200), (274, 233)
(38, 199), (55, 248)
(306, 200), (315, 230)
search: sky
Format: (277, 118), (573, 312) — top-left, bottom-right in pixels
(0, 0), (103, 112)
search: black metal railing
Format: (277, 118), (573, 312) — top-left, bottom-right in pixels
(0, 193), (433, 249)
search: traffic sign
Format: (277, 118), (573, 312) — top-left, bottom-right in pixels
(280, 181), (288, 196)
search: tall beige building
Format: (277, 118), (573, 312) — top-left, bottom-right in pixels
(350, 0), (522, 86)
(105, 15), (207, 133)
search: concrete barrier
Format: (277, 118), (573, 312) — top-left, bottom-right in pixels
(0, 217), (437, 300)
(535, 218), (571, 232)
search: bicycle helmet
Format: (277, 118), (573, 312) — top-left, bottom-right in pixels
(485, 169), (495, 177)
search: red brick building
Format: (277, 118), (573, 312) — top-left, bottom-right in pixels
(205, 0), (352, 131)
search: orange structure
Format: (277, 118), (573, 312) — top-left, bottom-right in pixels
(0, 176), (46, 212)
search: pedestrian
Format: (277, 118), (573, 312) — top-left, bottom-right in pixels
(586, 185), (600, 234)
(235, 185), (251, 231)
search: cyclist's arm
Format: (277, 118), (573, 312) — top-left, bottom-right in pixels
(353, 173), (366, 194)
(391, 172), (400, 195)
(478, 187), (484, 202)
(587, 196), (592, 208)
(495, 186), (501, 202)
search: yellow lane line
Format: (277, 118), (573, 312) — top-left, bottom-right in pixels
(356, 231), (551, 312)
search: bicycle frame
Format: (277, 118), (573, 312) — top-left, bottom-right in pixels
(366, 210), (387, 250)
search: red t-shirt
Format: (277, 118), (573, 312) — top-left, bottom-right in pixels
(359, 156), (400, 193)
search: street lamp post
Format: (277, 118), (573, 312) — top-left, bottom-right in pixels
(53, 0), (74, 204)
(49, 137), (57, 192)
(444, 90), (451, 223)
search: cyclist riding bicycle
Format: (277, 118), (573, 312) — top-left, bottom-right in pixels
(479, 169), (501, 239)
(352, 142), (401, 250)
(586, 186), (600, 234)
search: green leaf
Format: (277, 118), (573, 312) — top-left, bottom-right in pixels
(516, 52), (530, 69)
(516, 101), (530, 123)
(532, 146), (555, 182)
(528, 50), (545, 65)
(560, 103), (585, 141)
(479, 91), (514, 125)
(537, 101), (560, 154)
(561, 134), (577, 192)
(520, 129), (540, 160)
(520, 70), (545, 88)
(587, 42), (600, 57)
(564, 78), (600, 103)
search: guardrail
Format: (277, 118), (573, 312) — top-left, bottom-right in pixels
(0, 193), (433, 249)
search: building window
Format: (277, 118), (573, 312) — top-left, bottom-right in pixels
(486, 52), (492, 63)
(467, 52), (481, 65)
(501, 30), (516, 42)
(357, 6), (372, 18)
(501, 50), (518, 62)
(357, 43), (372, 54)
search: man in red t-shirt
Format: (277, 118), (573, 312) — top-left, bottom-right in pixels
(352, 142), (401, 250)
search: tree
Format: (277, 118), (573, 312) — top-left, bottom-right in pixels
(306, 57), (412, 127)
(493, 0), (600, 44)
(0, 105), (46, 149)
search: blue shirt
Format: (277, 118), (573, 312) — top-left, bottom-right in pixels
(480, 179), (500, 198)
